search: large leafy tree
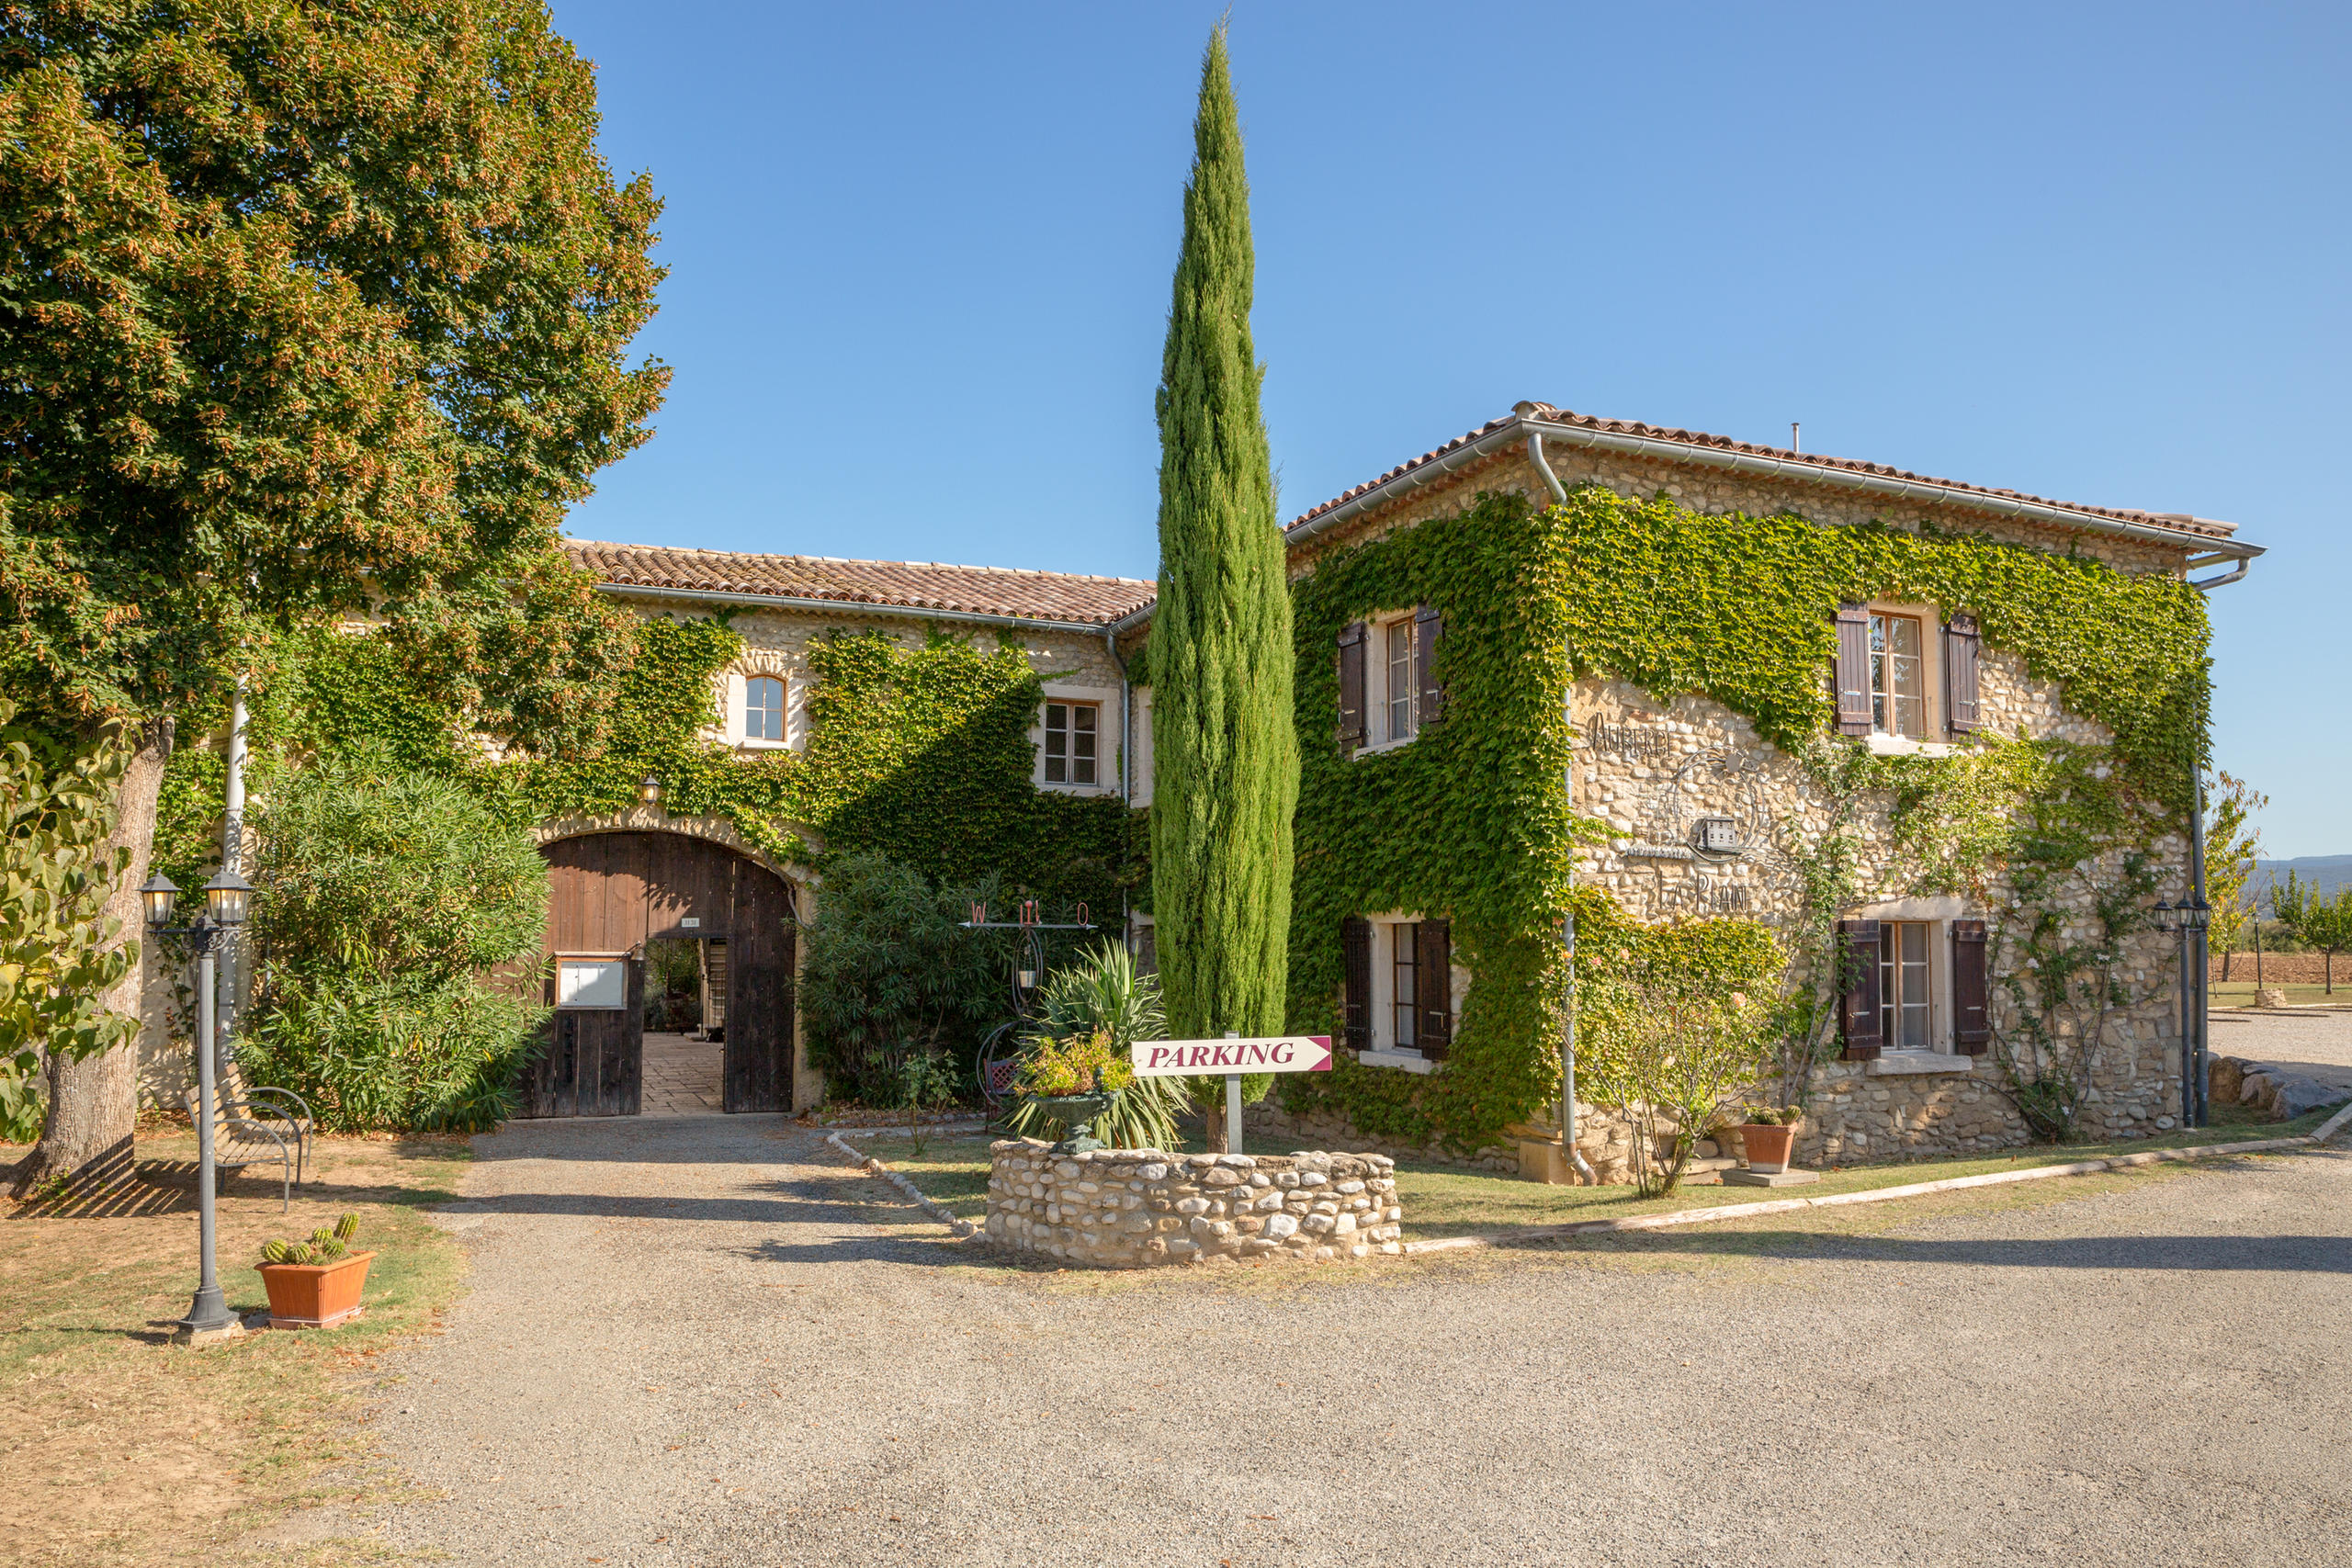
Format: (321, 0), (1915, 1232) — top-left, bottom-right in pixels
(0, 0), (664, 1188)
(1148, 26), (1297, 1145)
(0, 705), (139, 1147)
(2273, 870), (2352, 996)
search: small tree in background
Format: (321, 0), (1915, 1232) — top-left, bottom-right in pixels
(0, 706), (139, 1149)
(243, 755), (551, 1131)
(2274, 871), (2352, 996)
(1148, 25), (1299, 1148)
(2204, 772), (2267, 981)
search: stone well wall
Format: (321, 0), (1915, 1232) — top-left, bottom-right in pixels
(985, 1143), (1403, 1267)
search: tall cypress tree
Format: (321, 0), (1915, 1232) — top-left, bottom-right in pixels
(1150, 25), (1298, 1129)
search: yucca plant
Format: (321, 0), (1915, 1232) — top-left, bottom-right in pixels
(1002, 942), (1187, 1151)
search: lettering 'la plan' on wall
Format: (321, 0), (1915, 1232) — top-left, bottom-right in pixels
(1129, 1037), (1334, 1077)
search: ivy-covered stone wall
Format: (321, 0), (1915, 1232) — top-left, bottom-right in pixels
(1268, 475), (2210, 1164)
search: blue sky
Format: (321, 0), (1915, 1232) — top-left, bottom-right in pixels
(549, 1), (2349, 858)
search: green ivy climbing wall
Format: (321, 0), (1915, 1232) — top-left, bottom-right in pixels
(1272, 485), (2209, 1156)
(153, 615), (1136, 920)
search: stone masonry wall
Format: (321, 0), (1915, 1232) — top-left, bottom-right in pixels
(985, 1143), (1403, 1267)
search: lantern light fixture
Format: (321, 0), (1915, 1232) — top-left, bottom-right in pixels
(639, 774), (663, 806)
(205, 866), (253, 928)
(141, 873), (181, 929)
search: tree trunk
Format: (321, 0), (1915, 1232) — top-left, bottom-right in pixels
(1200, 1089), (1227, 1154)
(15, 720), (173, 1197)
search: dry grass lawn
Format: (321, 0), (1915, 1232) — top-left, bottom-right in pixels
(1, 1127), (471, 1568)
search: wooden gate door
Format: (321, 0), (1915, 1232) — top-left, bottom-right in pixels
(724, 865), (796, 1112)
(526, 955), (645, 1117)
(529, 831), (797, 1117)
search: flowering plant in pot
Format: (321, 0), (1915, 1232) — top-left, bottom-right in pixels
(1737, 1106), (1803, 1174)
(255, 1213), (374, 1329)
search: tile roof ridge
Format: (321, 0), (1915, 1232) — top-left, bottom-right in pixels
(1285, 403), (2242, 544)
(565, 538), (1152, 587)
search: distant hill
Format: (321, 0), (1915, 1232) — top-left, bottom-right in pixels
(2253, 855), (2352, 910)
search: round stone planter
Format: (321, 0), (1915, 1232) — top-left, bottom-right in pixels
(984, 1143), (1402, 1268)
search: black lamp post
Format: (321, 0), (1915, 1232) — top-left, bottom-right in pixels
(2153, 895), (2212, 1127)
(142, 866), (253, 1339)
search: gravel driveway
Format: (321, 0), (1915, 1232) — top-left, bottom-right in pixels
(2212, 1006), (2352, 1098)
(324, 1114), (2349, 1567)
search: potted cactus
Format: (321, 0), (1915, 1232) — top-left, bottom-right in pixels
(254, 1213), (374, 1329)
(1737, 1106), (1803, 1175)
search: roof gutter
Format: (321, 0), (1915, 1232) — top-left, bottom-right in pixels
(593, 581), (1130, 637)
(1287, 412), (2267, 578)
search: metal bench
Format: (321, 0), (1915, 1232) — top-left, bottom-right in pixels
(184, 1044), (315, 1211)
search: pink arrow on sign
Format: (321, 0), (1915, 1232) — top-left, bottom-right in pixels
(1126, 1036), (1333, 1078)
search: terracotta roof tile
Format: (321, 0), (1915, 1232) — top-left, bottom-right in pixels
(1288, 403), (2241, 545)
(566, 541), (1156, 626)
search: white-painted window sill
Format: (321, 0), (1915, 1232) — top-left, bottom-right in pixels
(1864, 734), (1960, 759)
(1866, 1051), (1978, 1077)
(1351, 736), (1419, 759)
(737, 738), (794, 752)
(1036, 782), (1117, 798)
(1357, 1049), (1439, 1075)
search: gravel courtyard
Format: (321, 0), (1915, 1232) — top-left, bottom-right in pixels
(288, 1111), (2352, 1568)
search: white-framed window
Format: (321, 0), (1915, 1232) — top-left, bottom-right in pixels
(745, 674), (786, 742)
(1870, 613), (1927, 740)
(1033, 683), (1118, 795)
(1383, 617), (1417, 744)
(1879, 919), (1933, 1049)
(1044, 701), (1098, 785)
(725, 667), (803, 750)
(1342, 911), (1454, 1071)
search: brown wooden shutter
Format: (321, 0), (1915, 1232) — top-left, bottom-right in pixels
(1833, 604), (1872, 737)
(1951, 919), (1990, 1053)
(1337, 621), (1368, 754)
(1416, 918), (1453, 1061)
(1340, 916), (1373, 1050)
(1838, 918), (1883, 1060)
(1414, 604), (1445, 727)
(1943, 613), (1982, 735)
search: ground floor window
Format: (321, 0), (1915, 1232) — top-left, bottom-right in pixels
(1342, 913), (1453, 1063)
(1880, 920), (1931, 1049)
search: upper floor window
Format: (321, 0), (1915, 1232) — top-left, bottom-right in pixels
(745, 675), (786, 742)
(1337, 605), (1443, 756)
(1834, 604), (1980, 744)
(1870, 613), (1926, 739)
(1044, 701), (1098, 786)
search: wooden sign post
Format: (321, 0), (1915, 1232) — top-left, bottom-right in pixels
(1128, 1033), (1333, 1154)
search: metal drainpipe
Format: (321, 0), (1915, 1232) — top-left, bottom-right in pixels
(1540, 426), (1596, 1182)
(1106, 626), (1132, 951)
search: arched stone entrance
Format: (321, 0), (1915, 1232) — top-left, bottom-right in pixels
(522, 829), (801, 1117)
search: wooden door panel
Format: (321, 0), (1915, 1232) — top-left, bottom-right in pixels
(528, 832), (795, 1118)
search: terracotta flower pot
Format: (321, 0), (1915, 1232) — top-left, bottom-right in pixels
(256, 1251), (375, 1330)
(1739, 1124), (1797, 1175)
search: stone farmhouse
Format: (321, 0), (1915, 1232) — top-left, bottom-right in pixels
(152, 401), (2257, 1172)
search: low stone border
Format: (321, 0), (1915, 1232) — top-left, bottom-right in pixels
(823, 1131), (982, 1241)
(1402, 1105), (2352, 1258)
